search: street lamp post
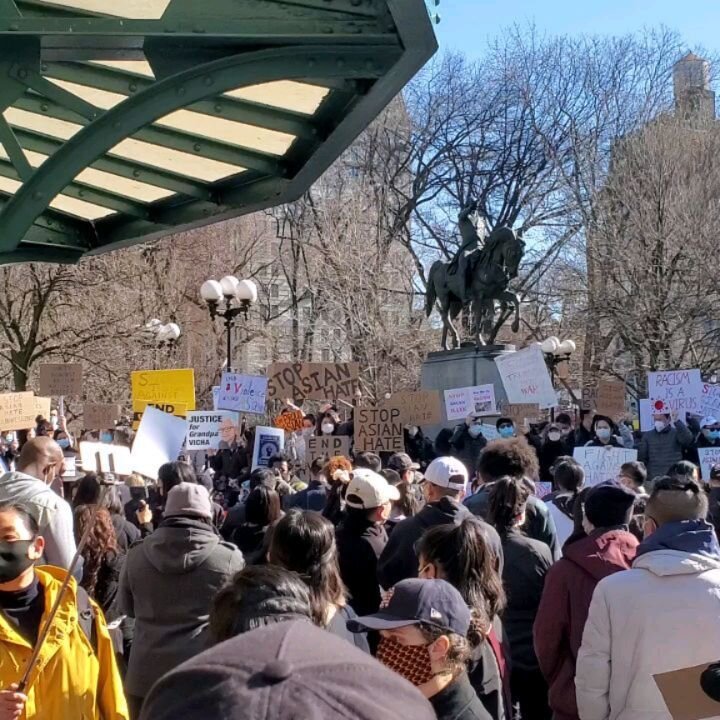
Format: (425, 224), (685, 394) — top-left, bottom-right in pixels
(200, 275), (257, 373)
(144, 319), (182, 367)
(539, 336), (576, 420)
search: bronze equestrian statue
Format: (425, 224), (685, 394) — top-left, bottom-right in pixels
(425, 201), (525, 350)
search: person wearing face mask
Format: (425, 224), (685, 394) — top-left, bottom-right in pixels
(348, 578), (492, 720)
(539, 424), (574, 484)
(688, 416), (720, 466)
(637, 410), (694, 484)
(451, 414), (488, 477)
(584, 415), (634, 449)
(495, 418), (516, 440)
(404, 426), (434, 468)
(317, 404), (353, 438)
(99, 429), (114, 444)
(0, 437), (78, 577)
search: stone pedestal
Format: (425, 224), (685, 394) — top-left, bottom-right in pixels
(420, 345), (516, 439)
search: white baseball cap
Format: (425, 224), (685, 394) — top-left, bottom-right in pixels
(701, 416), (719, 428)
(424, 457), (469, 491)
(345, 469), (400, 509)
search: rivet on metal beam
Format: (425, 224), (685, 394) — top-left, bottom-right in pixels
(47, 218), (53, 226)
(17, 68), (27, 80)
(41, 104), (48, 112)
(78, 190), (85, 197)
(129, 83), (137, 93)
(193, 143), (201, 152)
(177, 87), (186, 97)
(365, 60), (374, 71)
(41, 64), (48, 72)
(133, 170), (141, 178)
(214, 104), (222, 113)
(113, 122), (121, 130)
(203, 76), (214, 87)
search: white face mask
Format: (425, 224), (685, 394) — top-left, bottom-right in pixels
(548, 431), (561, 442)
(654, 421), (667, 433)
(321, 423), (335, 435)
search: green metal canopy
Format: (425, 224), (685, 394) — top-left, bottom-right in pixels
(0, 0), (437, 264)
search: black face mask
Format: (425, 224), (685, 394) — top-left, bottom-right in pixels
(0, 540), (35, 583)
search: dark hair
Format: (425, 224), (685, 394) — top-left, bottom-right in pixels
(321, 457), (352, 525)
(417, 519), (505, 622)
(158, 462), (197, 496)
(353, 452), (382, 472)
(72, 473), (101, 508)
(245, 487), (282, 527)
(646, 476), (708, 525)
(495, 417), (514, 430)
(476, 438), (539, 483)
(209, 565), (312, 644)
(434, 428), (453, 456)
(418, 623), (472, 675)
(554, 460), (585, 494)
(382, 469), (420, 518)
(113, 426), (134, 448)
(0, 502), (39, 536)
(487, 476), (530, 536)
(101, 485), (123, 516)
(269, 454), (289, 468)
(620, 461), (647, 488)
(591, 414), (618, 436)
(304, 414), (316, 426)
(268, 510), (346, 626)
(668, 460), (698, 481)
(74, 505), (118, 598)
(249, 468), (276, 490)
(309, 458), (325, 477)
(555, 413), (572, 426)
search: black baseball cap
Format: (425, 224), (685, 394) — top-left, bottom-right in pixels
(347, 578), (471, 637)
(140, 620), (435, 720)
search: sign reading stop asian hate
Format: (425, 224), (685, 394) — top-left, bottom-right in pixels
(701, 384), (720, 418)
(354, 406), (404, 453)
(266, 362), (359, 402)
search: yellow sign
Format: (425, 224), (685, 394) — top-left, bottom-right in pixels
(131, 369), (195, 409)
(131, 401), (188, 430)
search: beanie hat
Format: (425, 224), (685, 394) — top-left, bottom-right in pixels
(164, 482), (212, 520)
(584, 481), (635, 528)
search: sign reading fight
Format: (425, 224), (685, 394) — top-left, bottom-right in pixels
(647, 368), (702, 416)
(307, 436), (351, 467)
(573, 446), (638, 487)
(266, 362), (359, 401)
(39, 363), (83, 397)
(0, 393), (51, 431)
(186, 411), (238, 450)
(382, 390), (443, 426)
(354, 406), (403, 453)
(495, 345), (556, 409)
(131, 369), (195, 411)
(218, 373), (268, 415)
(444, 384), (497, 421)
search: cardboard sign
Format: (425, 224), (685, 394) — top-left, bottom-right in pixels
(500, 403), (541, 423)
(218, 372), (268, 415)
(132, 401), (187, 430)
(39, 363), (83, 397)
(0, 393), (51, 431)
(654, 662), (720, 720)
(266, 362), (359, 401)
(444, 384), (497, 421)
(131, 369), (195, 410)
(698, 447), (720, 481)
(495, 345), (557, 409)
(83, 403), (121, 430)
(251, 426), (285, 470)
(306, 435), (352, 467)
(596, 379), (626, 417)
(354, 406), (404, 453)
(701, 384), (720, 418)
(130, 406), (188, 480)
(573, 446), (638, 487)
(274, 410), (305, 433)
(79, 442), (132, 475)
(186, 411), (239, 450)
(648, 369), (703, 416)
(382, 390), (443, 426)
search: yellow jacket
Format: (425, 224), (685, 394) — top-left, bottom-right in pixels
(0, 565), (128, 719)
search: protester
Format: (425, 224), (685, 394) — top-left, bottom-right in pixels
(417, 519), (509, 720)
(354, 451), (382, 472)
(496, 418), (516, 439)
(141, 619), (436, 720)
(269, 453), (305, 492)
(118, 482), (244, 718)
(283, 457), (328, 511)
(209, 565), (313, 643)
(465, 438), (560, 559)
(584, 414), (634, 449)
(405, 426), (434, 468)
(387, 452), (420, 485)
(538, 424), (574, 484)
(616, 460), (649, 540)
(267, 509), (369, 652)
(336, 469), (398, 616)
(487, 477), (553, 720)
(124, 473), (154, 532)
(451, 413), (488, 475)
(637, 410), (694, 482)
(382, 467), (421, 534)
(668, 458), (700, 483)
(576, 476), (720, 719)
(690, 416), (720, 464)
(220, 468), (276, 540)
(0, 502), (128, 719)
(435, 428), (454, 457)
(0, 437), (77, 574)
(534, 482), (638, 720)
(574, 410), (595, 447)
(348, 578), (491, 720)
(321, 455), (353, 526)
(378, 457), (502, 590)
(544, 460), (585, 547)
(229, 486), (282, 563)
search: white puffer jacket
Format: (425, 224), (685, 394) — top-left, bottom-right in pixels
(576, 545), (720, 720)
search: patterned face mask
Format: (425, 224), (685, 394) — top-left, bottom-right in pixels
(376, 635), (435, 686)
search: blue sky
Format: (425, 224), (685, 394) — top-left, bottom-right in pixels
(434, 0), (720, 57)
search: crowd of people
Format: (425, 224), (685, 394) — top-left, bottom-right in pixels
(0, 403), (719, 719)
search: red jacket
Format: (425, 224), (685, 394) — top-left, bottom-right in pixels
(533, 528), (638, 720)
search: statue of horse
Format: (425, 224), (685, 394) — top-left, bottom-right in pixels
(425, 225), (525, 350)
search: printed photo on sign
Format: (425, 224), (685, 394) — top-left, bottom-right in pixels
(647, 369), (702, 416)
(218, 372), (268, 415)
(251, 426), (285, 470)
(495, 345), (557, 409)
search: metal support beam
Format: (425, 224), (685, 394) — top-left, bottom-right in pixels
(0, 116), (32, 180)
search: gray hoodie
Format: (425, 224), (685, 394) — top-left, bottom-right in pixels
(0, 470), (77, 573)
(119, 516), (244, 698)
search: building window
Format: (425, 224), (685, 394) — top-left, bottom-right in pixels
(270, 305), (280, 317)
(270, 284), (279, 298)
(321, 348), (331, 361)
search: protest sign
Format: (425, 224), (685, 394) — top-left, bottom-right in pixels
(444, 384), (497, 421)
(534, 482), (552, 499)
(251, 426), (285, 470)
(647, 369), (703, 416)
(499, 403), (540, 423)
(382, 390), (443, 426)
(654, 663), (720, 720)
(307, 435), (352, 467)
(39, 363), (83, 397)
(573, 446), (638, 487)
(132, 401), (187, 430)
(639, 399), (654, 432)
(495, 345), (556, 409)
(266, 362), (359, 401)
(131, 369), (195, 410)
(596, 379), (626, 417)
(354, 406), (404, 453)
(218, 372), (268, 415)
(61, 456), (77, 479)
(130, 406), (187, 480)
(186, 411), (238, 450)
(0, 393), (51, 431)
(701, 383), (720, 418)
(273, 409), (305, 433)
(698, 447), (720, 480)
(79, 442), (132, 475)
(83, 403), (121, 430)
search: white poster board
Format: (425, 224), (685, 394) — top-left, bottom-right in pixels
(639, 399), (654, 432)
(218, 373), (268, 414)
(130, 406), (188, 480)
(251, 426), (285, 470)
(701, 384), (720, 419)
(647, 369), (703, 416)
(79, 442), (132, 476)
(186, 411), (238, 450)
(573, 446), (638, 487)
(495, 345), (557, 409)
(698, 447), (720, 481)
(444, 384), (497, 421)
(212, 386), (220, 410)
